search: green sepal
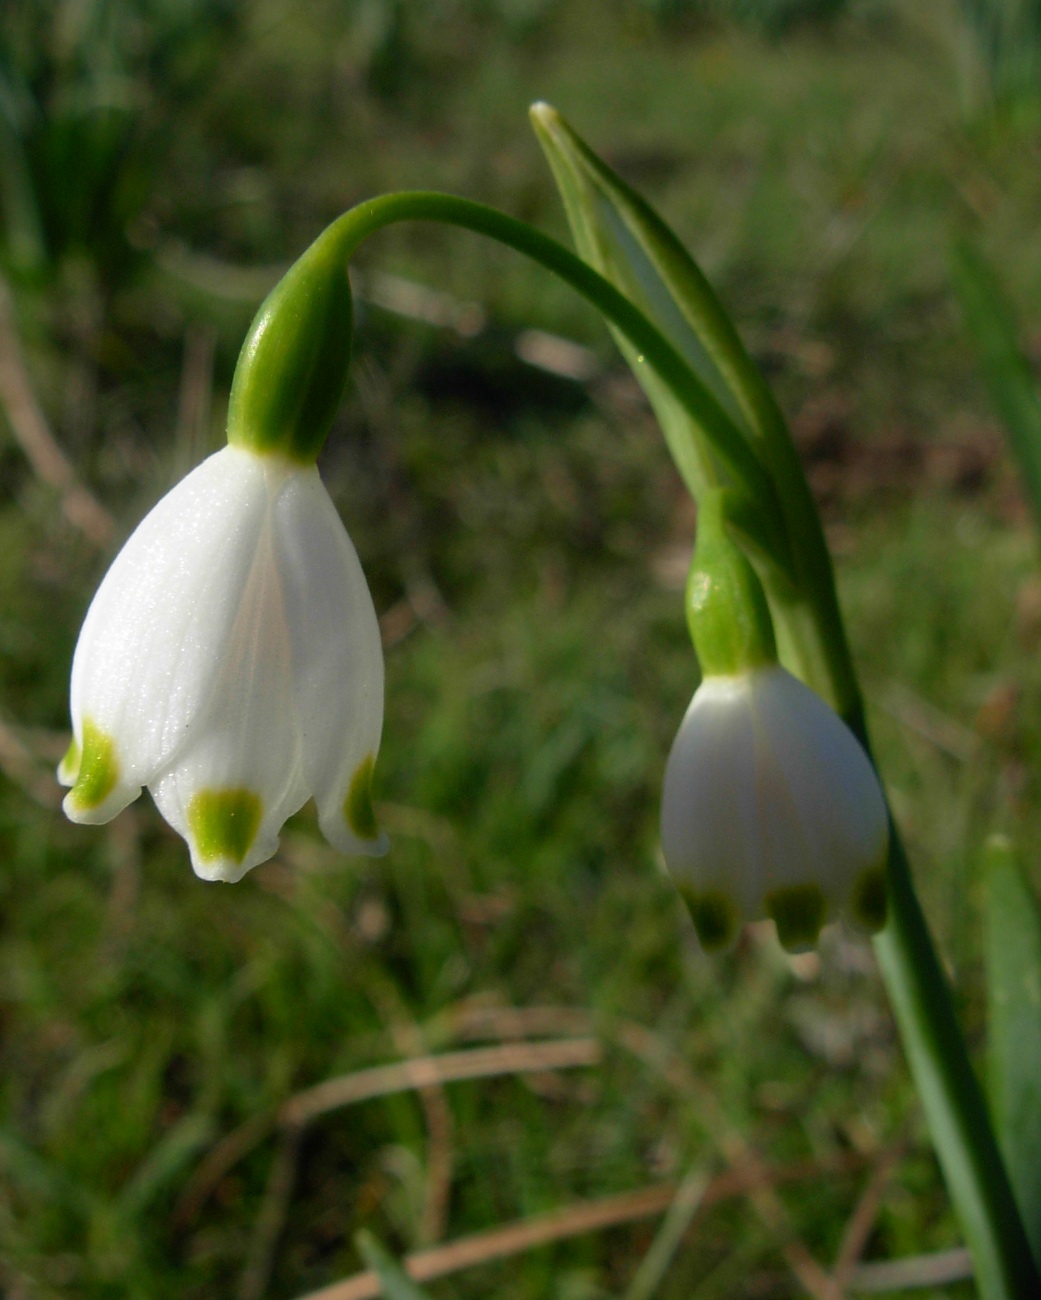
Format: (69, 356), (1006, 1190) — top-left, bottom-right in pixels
(983, 834), (1041, 1271)
(227, 222), (354, 463)
(687, 489), (776, 676)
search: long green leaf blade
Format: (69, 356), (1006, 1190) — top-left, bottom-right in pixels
(983, 835), (1041, 1270)
(952, 238), (1041, 537)
(531, 101), (749, 504)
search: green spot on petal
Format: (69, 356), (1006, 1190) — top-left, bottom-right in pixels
(59, 735), (81, 785)
(850, 865), (888, 933)
(345, 755), (378, 841)
(765, 884), (827, 952)
(68, 719), (118, 810)
(677, 886), (738, 952)
(188, 788), (263, 866)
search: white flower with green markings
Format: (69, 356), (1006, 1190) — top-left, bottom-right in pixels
(59, 444), (386, 881)
(658, 490), (889, 952)
(59, 216), (389, 881)
(661, 664), (889, 953)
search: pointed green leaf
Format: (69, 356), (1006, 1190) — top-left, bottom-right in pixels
(983, 834), (1041, 1271)
(529, 102), (800, 593)
(530, 102), (867, 711)
(355, 1230), (435, 1300)
(952, 239), (1041, 540)
(530, 102), (783, 499)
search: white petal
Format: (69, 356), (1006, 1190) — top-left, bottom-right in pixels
(752, 668), (888, 905)
(662, 678), (758, 909)
(747, 674), (819, 897)
(661, 665), (889, 950)
(271, 467), (387, 856)
(150, 481), (308, 881)
(64, 446), (269, 823)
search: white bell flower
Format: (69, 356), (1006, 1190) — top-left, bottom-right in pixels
(59, 444), (386, 882)
(661, 664), (889, 953)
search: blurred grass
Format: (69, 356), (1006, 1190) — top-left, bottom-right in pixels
(3, 0), (1041, 1296)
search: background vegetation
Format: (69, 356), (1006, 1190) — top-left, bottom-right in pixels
(3, 1), (1041, 1295)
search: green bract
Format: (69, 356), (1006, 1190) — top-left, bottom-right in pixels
(530, 102), (760, 497)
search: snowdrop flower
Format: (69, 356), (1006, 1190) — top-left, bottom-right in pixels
(59, 214), (386, 881)
(660, 489), (889, 952)
(59, 445), (386, 881)
(661, 664), (889, 953)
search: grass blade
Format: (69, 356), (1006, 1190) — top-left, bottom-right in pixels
(952, 238), (1041, 537)
(982, 835), (1041, 1271)
(354, 1232), (436, 1300)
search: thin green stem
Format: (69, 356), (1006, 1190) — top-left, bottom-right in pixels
(319, 192), (795, 582)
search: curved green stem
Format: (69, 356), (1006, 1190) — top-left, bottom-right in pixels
(318, 192), (795, 581)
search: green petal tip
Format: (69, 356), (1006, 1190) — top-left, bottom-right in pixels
(765, 884), (827, 953)
(188, 788), (263, 867)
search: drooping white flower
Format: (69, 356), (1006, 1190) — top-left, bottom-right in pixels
(59, 444), (386, 882)
(661, 664), (889, 953)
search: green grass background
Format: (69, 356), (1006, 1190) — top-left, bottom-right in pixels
(3, 1), (1041, 1295)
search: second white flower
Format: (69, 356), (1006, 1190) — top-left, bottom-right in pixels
(661, 664), (889, 952)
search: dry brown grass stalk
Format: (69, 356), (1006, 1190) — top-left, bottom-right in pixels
(176, 1037), (601, 1226)
(290, 1152), (864, 1300)
(0, 276), (113, 546)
